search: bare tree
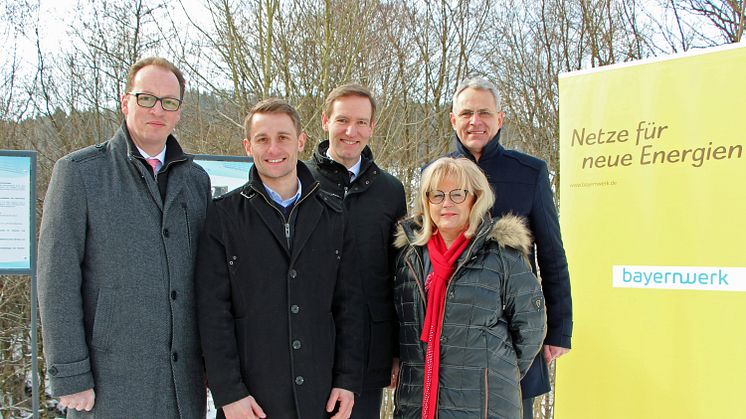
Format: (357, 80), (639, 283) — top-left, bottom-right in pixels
(1, 0), (741, 416)
(673, 0), (744, 43)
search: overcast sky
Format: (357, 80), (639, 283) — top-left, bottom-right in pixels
(7, 0), (210, 69)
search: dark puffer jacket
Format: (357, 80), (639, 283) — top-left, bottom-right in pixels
(393, 215), (546, 419)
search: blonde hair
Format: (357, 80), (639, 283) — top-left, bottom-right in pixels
(411, 157), (495, 245)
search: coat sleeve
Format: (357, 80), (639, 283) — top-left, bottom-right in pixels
(501, 249), (547, 378)
(194, 202), (250, 407)
(37, 157), (95, 397)
(530, 162), (573, 348)
(388, 183), (408, 359)
(331, 215), (365, 394)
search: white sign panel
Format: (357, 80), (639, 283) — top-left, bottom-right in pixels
(0, 152), (34, 272)
(193, 155), (253, 198)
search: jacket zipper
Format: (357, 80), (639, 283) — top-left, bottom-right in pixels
(483, 368), (489, 419)
(154, 155), (188, 181)
(245, 182), (320, 250)
(404, 251), (426, 304)
(442, 223), (491, 302)
(436, 223), (490, 348)
(161, 156), (188, 172)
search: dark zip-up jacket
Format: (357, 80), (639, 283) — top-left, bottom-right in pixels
(392, 215), (546, 418)
(306, 140), (407, 389)
(448, 130), (572, 397)
(195, 161), (365, 418)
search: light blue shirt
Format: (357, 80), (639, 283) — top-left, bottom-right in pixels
(263, 179), (302, 208)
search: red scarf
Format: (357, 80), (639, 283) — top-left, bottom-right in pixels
(421, 231), (471, 419)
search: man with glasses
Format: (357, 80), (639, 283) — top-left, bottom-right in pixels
(38, 57), (211, 418)
(446, 76), (573, 419)
(306, 83), (407, 418)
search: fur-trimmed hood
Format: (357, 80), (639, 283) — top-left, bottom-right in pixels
(394, 214), (533, 259)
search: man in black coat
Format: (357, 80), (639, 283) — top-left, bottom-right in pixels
(306, 84), (407, 418)
(446, 76), (573, 419)
(195, 98), (364, 419)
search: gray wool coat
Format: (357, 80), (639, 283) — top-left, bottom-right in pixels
(37, 123), (211, 418)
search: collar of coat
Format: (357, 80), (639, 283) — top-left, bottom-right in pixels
(453, 129), (503, 162)
(241, 159), (333, 208)
(394, 213), (533, 260)
(312, 139), (376, 177)
(111, 121), (190, 170)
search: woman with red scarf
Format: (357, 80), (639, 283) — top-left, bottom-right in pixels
(392, 157), (546, 418)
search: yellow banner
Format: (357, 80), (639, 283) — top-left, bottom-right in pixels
(556, 44), (746, 419)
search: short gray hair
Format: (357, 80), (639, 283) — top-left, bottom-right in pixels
(452, 76), (501, 111)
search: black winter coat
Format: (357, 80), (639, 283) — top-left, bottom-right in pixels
(448, 131), (572, 397)
(306, 141), (407, 389)
(392, 215), (546, 418)
(195, 162), (364, 418)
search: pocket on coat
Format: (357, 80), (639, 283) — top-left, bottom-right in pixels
(366, 301), (395, 372)
(91, 288), (115, 351)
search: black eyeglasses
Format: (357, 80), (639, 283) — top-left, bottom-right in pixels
(127, 92), (182, 111)
(426, 189), (470, 204)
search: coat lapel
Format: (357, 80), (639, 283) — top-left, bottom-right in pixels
(289, 196), (323, 266)
(246, 187), (292, 257)
(163, 164), (184, 216)
(142, 166), (164, 212)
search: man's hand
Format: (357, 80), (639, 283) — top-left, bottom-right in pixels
(326, 387), (355, 419)
(543, 345), (570, 364)
(223, 395), (266, 419)
(59, 388), (95, 412)
(388, 357), (400, 389)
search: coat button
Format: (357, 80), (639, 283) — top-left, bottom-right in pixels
(172, 352), (178, 362)
(171, 290), (177, 300)
(163, 229), (170, 238)
(290, 305), (300, 314)
(295, 376), (304, 385)
(292, 340), (302, 350)
(48, 366), (58, 376)
(289, 269), (297, 279)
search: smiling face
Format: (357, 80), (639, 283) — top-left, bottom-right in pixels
(429, 176), (476, 245)
(121, 65), (182, 155)
(450, 87), (504, 160)
(243, 112), (306, 191)
(322, 95), (375, 168)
